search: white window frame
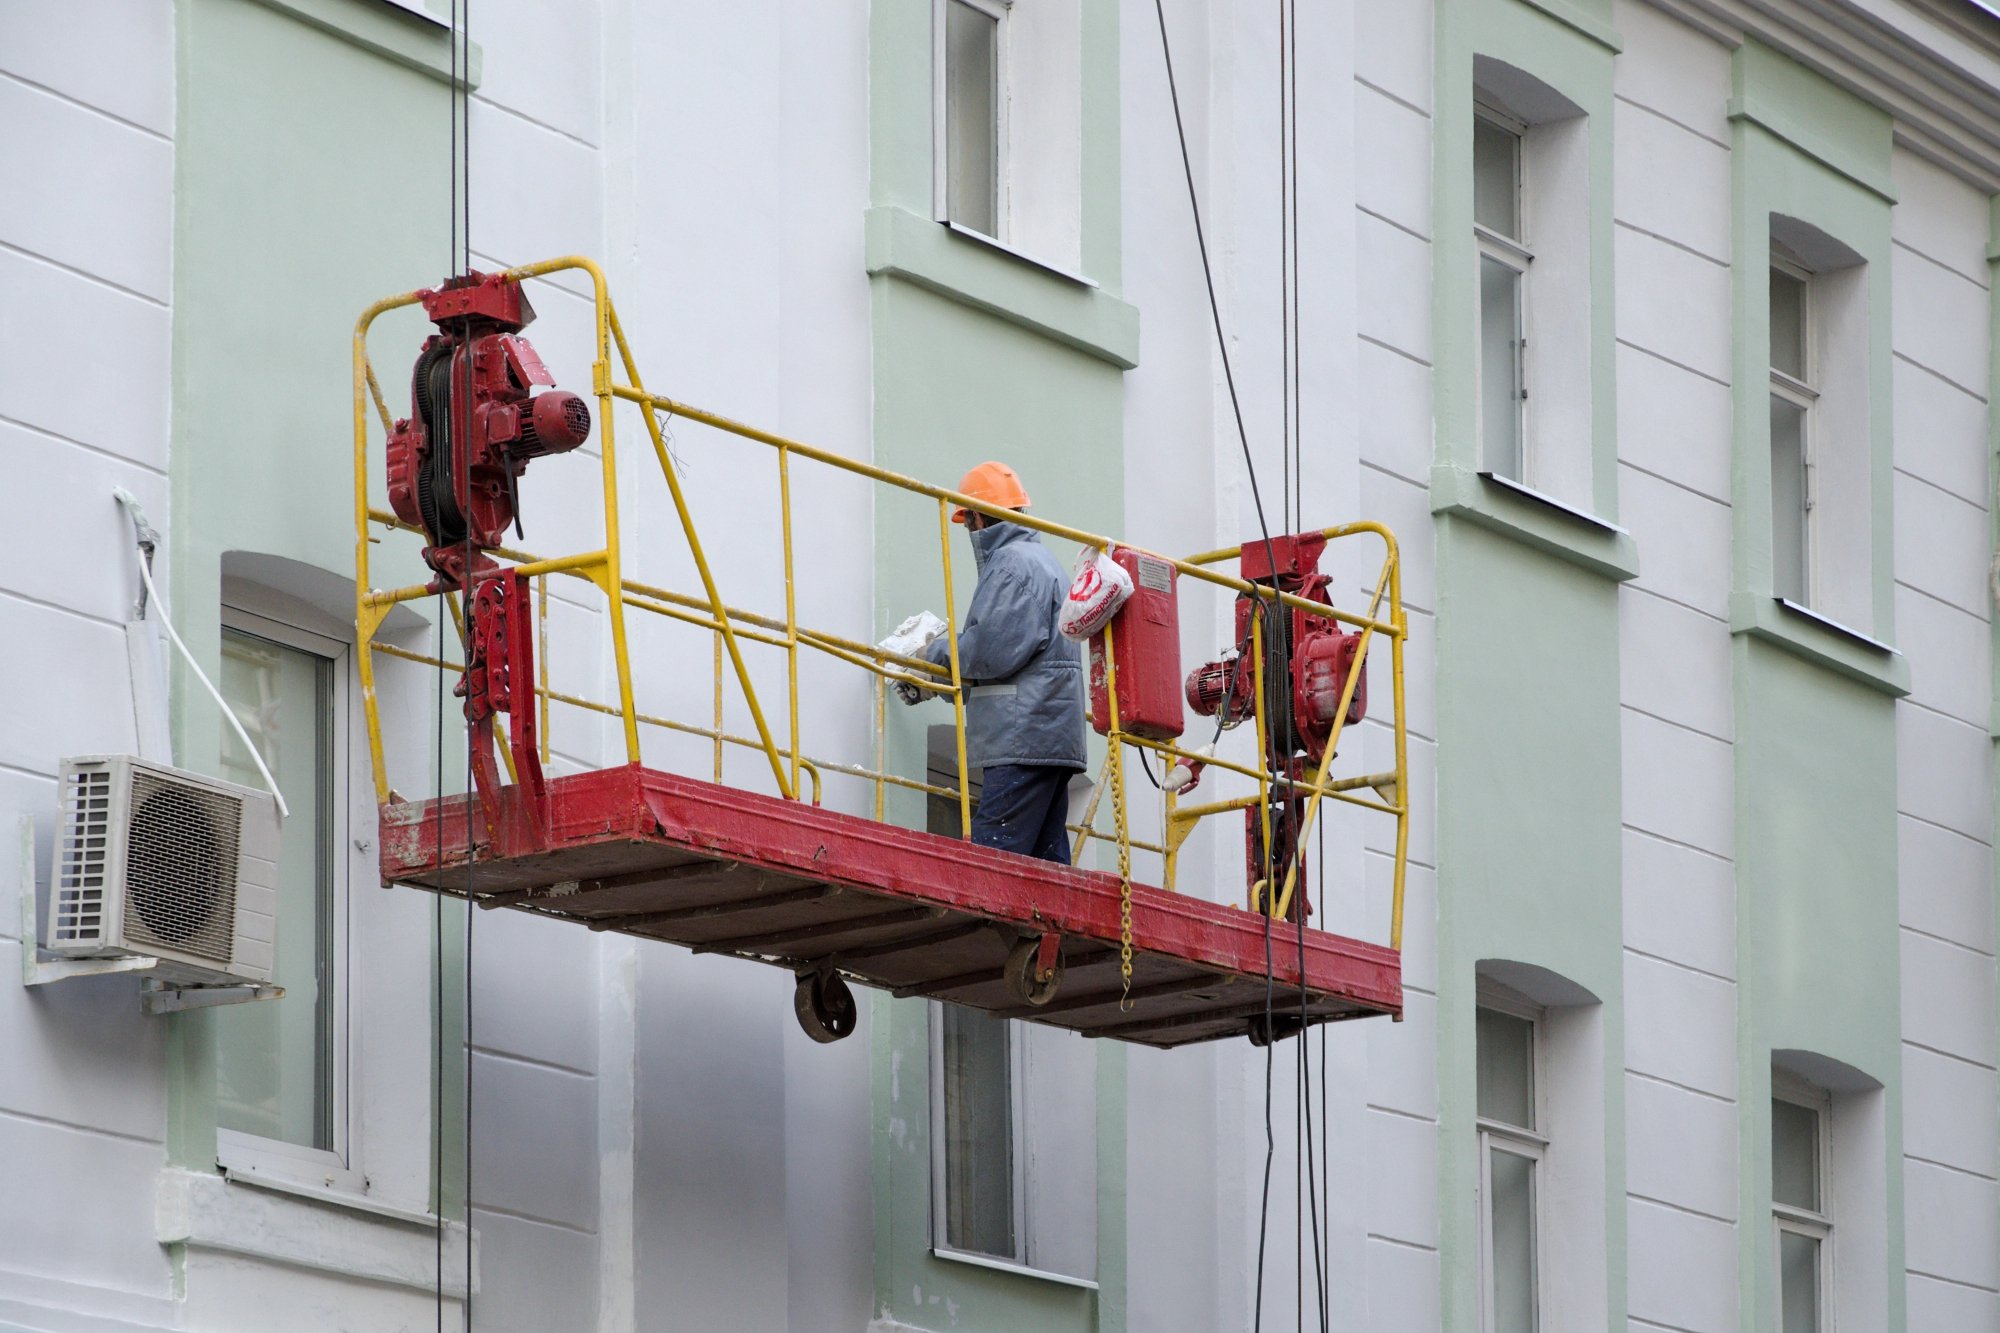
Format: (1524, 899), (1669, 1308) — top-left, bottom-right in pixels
(1476, 986), (1547, 1333)
(213, 605), (359, 1194)
(932, 0), (1013, 241)
(1474, 102), (1533, 484)
(1769, 251), (1819, 607)
(1772, 1073), (1834, 1333)
(929, 1001), (1027, 1265)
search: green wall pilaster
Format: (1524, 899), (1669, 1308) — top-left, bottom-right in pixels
(1430, 0), (1634, 578)
(169, 0), (454, 1172)
(1726, 39), (1904, 1332)
(1431, 0), (1627, 1327)
(866, 1), (1128, 1327)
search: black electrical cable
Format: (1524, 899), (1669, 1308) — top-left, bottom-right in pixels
(1149, 5), (1294, 1328)
(1135, 744), (1163, 790)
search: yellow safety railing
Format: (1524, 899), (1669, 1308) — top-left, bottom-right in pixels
(353, 257), (1410, 953)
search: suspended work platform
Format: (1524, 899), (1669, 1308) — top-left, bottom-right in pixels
(380, 765), (1401, 1047)
(356, 256), (1409, 1050)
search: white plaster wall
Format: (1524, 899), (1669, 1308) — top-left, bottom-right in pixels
(1887, 145), (2000, 1329)
(0, 0), (178, 1326)
(1609, 9), (1744, 1332)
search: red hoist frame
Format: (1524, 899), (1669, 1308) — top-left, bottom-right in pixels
(386, 272), (590, 854)
(359, 261), (1405, 1049)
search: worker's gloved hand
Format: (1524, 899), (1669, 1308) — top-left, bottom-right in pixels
(881, 612), (948, 706)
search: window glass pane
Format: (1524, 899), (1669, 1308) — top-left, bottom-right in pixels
(1779, 1229), (1820, 1333)
(944, 0), (998, 237)
(1770, 268), (1807, 380)
(1473, 115), (1520, 238)
(1488, 1146), (1538, 1333)
(1476, 1006), (1534, 1128)
(215, 629), (334, 1150)
(1770, 396), (1809, 605)
(1479, 256), (1524, 482)
(1771, 1097), (1820, 1212)
(941, 1002), (1014, 1257)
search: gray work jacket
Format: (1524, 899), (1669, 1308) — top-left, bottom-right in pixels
(924, 521), (1087, 772)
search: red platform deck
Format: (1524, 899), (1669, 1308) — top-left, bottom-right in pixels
(378, 765), (1401, 1048)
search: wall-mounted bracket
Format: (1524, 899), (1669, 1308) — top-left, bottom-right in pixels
(140, 981), (285, 1015)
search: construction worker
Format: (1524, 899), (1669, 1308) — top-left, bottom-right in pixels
(915, 461), (1085, 864)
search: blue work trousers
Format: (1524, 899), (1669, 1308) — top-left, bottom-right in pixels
(971, 764), (1076, 865)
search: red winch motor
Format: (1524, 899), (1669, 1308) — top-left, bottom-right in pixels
(1183, 532), (1369, 921)
(386, 271), (590, 850)
(386, 271), (592, 591)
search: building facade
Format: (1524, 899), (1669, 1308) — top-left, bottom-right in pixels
(3, 0), (1998, 1329)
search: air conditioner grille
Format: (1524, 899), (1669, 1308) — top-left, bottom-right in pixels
(55, 767), (111, 943)
(121, 772), (241, 964)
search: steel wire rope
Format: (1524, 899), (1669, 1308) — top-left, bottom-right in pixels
(455, 5), (475, 1327)
(1280, 5), (1330, 1326)
(1149, 3), (1294, 1327)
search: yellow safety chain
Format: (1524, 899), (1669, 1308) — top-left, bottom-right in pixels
(1102, 621), (1134, 1005)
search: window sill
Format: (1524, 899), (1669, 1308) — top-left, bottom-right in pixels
(1729, 592), (1911, 697)
(865, 206), (1138, 369)
(245, 0), (480, 88)
(156, 1167), (474, 1299)
(942, 222), (1098, 289)
(1429, 464), (1640, 581)
(930, 1247), (1100, 1291)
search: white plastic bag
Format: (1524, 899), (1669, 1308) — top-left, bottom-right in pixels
(880, 611), (947, 704)
(1058, 547), (1134, 642)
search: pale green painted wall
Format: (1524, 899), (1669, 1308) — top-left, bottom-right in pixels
(1726, 40), (1905, 1331)
(1725, 38), (1904, 695)
(1429, 0), (1636, 580)
(1430, 0), (1628, 1327)
(167, 0), (458, 1174)
(866, 1), (1128, 1327)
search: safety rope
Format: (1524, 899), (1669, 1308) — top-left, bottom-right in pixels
(1154, 1), (1325, 1328)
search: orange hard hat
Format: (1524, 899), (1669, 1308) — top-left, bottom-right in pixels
(952, 461), (1031, 523)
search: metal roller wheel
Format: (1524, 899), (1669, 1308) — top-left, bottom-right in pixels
(1246, 1011), (1306, 1047)
(1003, 937), (1064, 1006)
(794, 971), (858, 1043)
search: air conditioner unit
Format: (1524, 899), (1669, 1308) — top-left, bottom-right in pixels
(46, 755), (278, 988)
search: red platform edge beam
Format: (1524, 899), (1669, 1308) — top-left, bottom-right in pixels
(378, 764), (1403, 1020)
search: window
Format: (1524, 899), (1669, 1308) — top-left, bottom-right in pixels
(1769, 255), (1816, 605)
(214, 609), (354, 1188)
(1475, 108), (1529, 483)
(936, 1002), (1019, 1258)
(937, 0), (1005, 239)
(1476, 1001), (1543, 1333)
(1772, 1078), (1832, 1333)
(1465, 60), (1592, 509)
(930, 1002), (1097, 1283)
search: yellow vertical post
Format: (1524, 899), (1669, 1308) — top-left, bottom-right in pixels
(1250, 601), (1272, 915)
(713, 629), (725, 783)
(354, 314), (390, 804)
(1388, 549), (1408, 951)
(938, 500), (972, 839)
(587, 280), (642, 766)
(874, 670), (887, 822)
(779, 445), (801, 799)
(537, 575), (550, 765)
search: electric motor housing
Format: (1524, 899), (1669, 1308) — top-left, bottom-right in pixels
(1088, 549), (1186, 741)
